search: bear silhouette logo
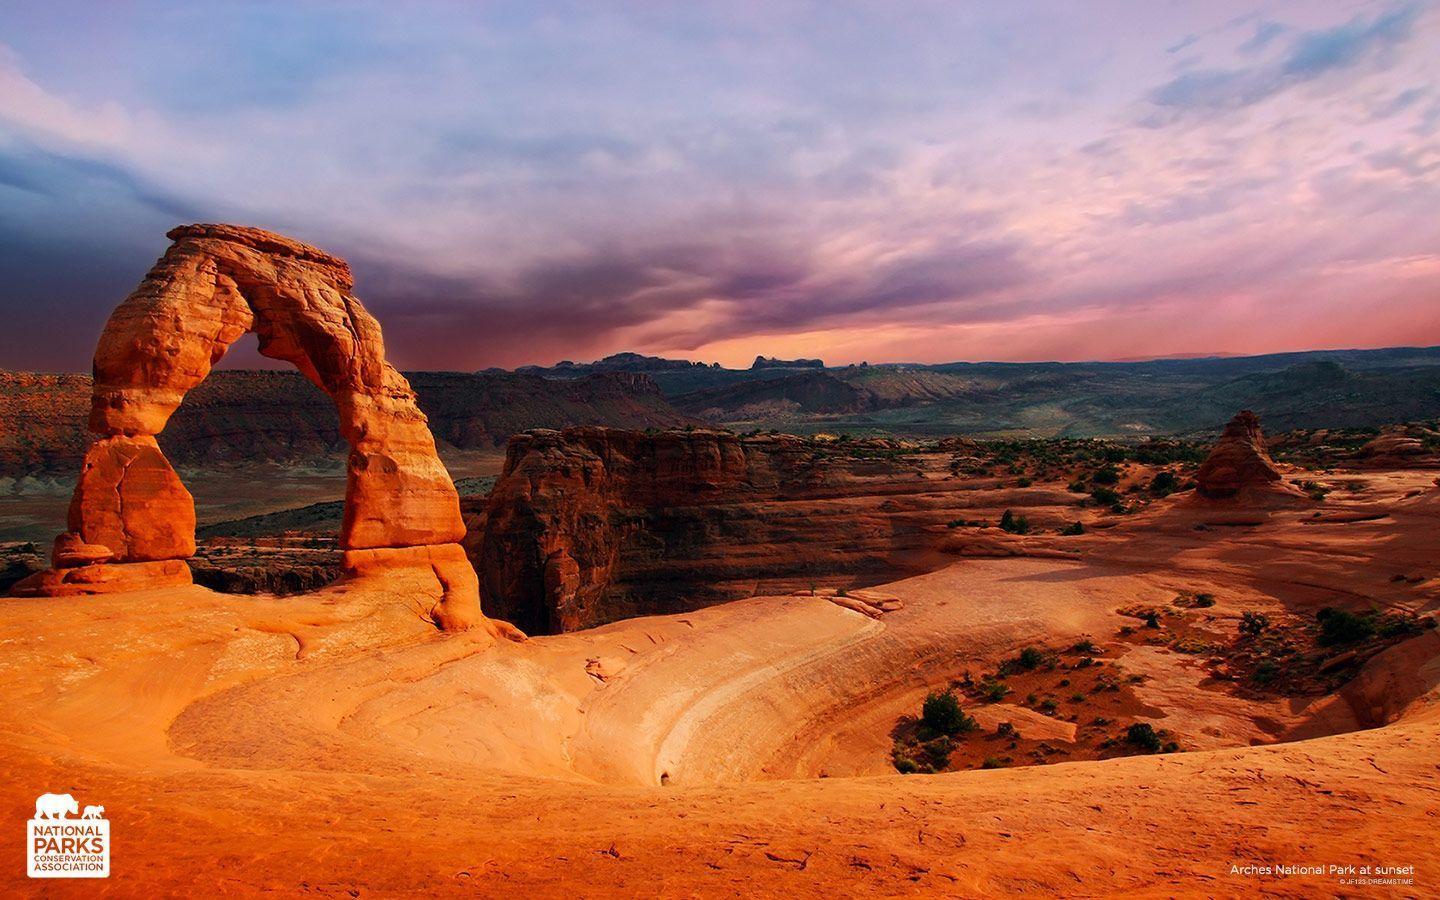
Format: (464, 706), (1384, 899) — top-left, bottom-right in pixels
(29, 793), (109, 878)
(33, 793), (78, 821)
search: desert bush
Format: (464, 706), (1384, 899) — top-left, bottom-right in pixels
(1316, 607), (1375, 646)
(1070, 639), (1097, 654)
(919, 736), (954, 770)
(1239, 611), (1271, 637)
(1091, 487), (1120, 505)
(1092, 466), (1120, 486)
(1016, 646), (1046, 670)
(1149, 471), (1178, 495)
(1252, 660), (1278, 684)
(1125, 723), (1161, 752)
(981, 756), (1008, 769)
(999, 509), (1030, 534)
(979, 680), (1010, 702)
(1061, 521), (1085, 536)
(1194, 593), (1215, 608)
(921, 691), (976, 736)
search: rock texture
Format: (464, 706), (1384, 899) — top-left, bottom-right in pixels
(1194, 411), (1286, 499)
(1358, 430), (1436, 467)
(470, 427), (1080, 634)
(12, 224), (501, 634)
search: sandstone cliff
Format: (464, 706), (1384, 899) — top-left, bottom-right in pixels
(470, 427), (1079, 634)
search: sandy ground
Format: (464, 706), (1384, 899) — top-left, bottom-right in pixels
(1, 471), (1438, 896)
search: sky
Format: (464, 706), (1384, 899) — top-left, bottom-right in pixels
(1, 1), (1438, 372)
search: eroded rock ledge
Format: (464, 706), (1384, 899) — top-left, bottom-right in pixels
(470, 426), (1061, 634)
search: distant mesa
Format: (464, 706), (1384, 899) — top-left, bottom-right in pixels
(9, 224), (515, 637)
(751, 355), (824, 370)
(517, 352), (719, 378)
(1194, 410), (1287, 500)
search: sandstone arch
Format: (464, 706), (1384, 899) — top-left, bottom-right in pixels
(15, 224), (495, 633)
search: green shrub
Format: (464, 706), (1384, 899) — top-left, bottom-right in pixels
(1092, 466), (1120, 486)
(1070, 639), (1097, 654)
(1091, 487), (1121, 505)
(1239, 611), (1271, 637)
(1149, 471), (1178, 495)
(1317, 607), (1375, 646)
(1016, 646), (1046, 670)
(919, 736), (954, 770)
(893, 755), (921, 775)
(1125, 723), (1161, 752)
(981, 756), (1008, 769)
(980, 680), (1010, 702)
(921, 690), (977, 736)
(1194, 593), (1215, 608)
(999, 509), (1030, 534)
(1061, 521), (1085, 536)
(1252, 660), (1278, 684)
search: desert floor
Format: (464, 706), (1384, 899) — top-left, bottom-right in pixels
(1, 472), (1437, 897)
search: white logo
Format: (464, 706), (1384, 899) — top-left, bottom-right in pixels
(28, 793), (109, 878)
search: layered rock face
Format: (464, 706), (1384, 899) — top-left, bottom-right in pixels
(1194, 410), (1285, 499)
(12, 224), (492, 633)
(470, 427), (1070, 634)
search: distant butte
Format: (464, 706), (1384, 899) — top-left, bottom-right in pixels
(1194, 410), (1292, 500)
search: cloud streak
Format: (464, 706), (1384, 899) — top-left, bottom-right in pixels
(1147, 4), (1421, 119)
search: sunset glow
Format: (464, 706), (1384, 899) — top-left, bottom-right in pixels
(1, 1), (1437, 370)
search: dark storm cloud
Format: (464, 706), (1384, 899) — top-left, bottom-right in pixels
(346, 233), (1031, 368)
(0, 141), (207, 221)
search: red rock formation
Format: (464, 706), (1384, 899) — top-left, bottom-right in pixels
(470, 426), (1079, 634)
(1358, 431), (1436, 468)
(11, 224), (504, 634)
(1194, 410), (1285, 499)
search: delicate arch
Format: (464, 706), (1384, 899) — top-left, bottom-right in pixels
(16, 225), (490, 633)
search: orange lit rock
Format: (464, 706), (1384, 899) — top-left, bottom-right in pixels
(64, 435), (195, 563)
(20, 224), (507, 634)
(1194, 411), (1285, 500)
(342, 543), (523, 639)
(10, 559), (192, 596)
